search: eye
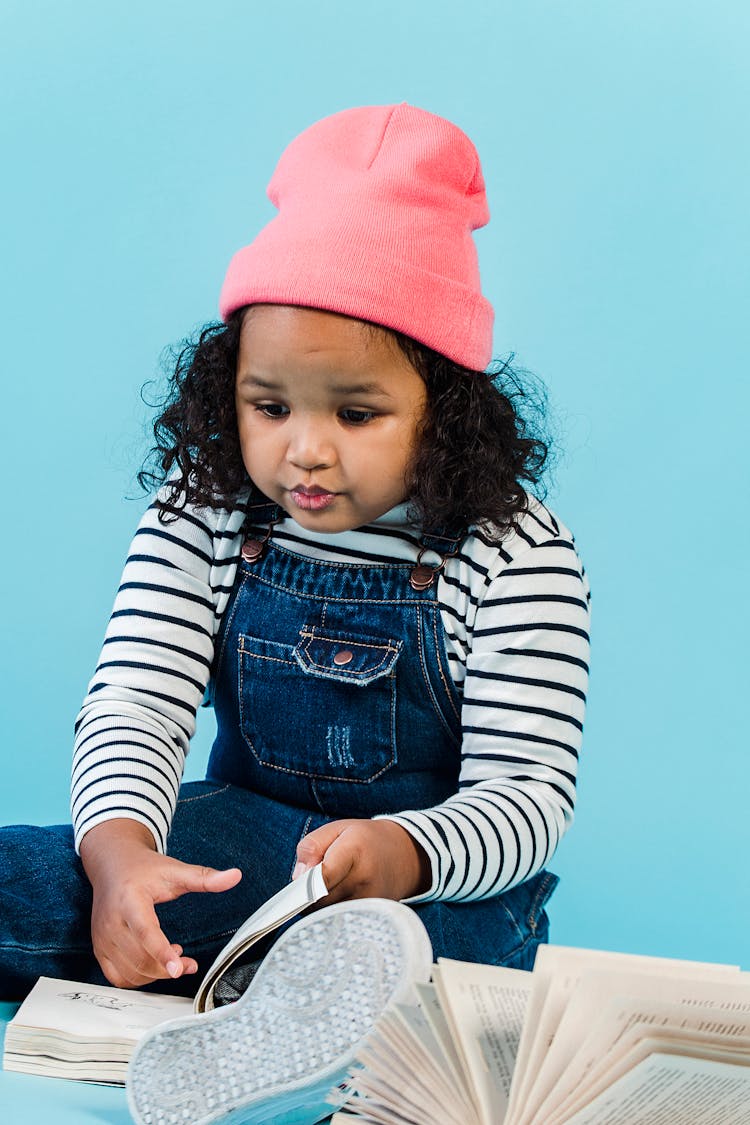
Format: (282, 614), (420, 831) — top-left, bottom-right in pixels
(340, 408), (377, 425)
(253, 403), (289, 419)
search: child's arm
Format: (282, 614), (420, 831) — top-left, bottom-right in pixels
(71, 494), (246, 857)
(296, 510), (590, 907)
(373, 515), (590, 903)
(71, 493), (248, 985)
(79, 819), (241, 988)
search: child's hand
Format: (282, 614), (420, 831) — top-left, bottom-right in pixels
(79, 819), (241, 989)
(292, 819), (431, 904)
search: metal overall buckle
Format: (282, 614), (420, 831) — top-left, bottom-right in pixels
(240, 500), (282, 564)
(241, 520), (278, 564)
(409, 531), (464, 591)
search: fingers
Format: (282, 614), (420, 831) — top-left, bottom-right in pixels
(98, 930), (197, 990)
(134, 905), (193, 980)
(293, 823), (338, 875)
(99, 930), (198, 988)
(293, 821), (352, 881)
(167, 944), (199, 978)
(294, 818), (431, 906)
(158, 861), (243, 903)
(293, 821), (363, 903)
(319, 830), (359, 898)
(91, 858), (242, 989)
(93, 893), (189, 988)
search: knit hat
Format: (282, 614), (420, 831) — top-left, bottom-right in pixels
(219, 104), (494, 370)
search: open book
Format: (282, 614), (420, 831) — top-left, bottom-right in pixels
(330, 945), (750, 1125)
(2, 863), (327, 1084)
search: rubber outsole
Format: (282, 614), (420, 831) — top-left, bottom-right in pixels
(126, 898), (433, 1125)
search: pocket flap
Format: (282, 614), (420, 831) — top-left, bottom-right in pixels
(294, 626), (402, 685)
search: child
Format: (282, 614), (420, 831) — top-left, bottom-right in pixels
(0, 104), (589, 1082)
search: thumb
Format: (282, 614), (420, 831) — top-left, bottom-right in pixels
(293, 820), (352, 881)
(160, 858), (242, 900)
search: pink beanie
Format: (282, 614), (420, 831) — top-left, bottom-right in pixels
(219, 104), (494, 370)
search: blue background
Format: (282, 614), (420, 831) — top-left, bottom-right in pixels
(1, 0), (748, 991)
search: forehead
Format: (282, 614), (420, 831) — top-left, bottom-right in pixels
(238, 305), (406, 370)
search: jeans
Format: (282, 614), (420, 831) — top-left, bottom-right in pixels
(0, 780), (557, 1000)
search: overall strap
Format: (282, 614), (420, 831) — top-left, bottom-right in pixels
(240, 499), (284, 564)
(410, 524), (467, 591)
(419, 526), (466, 555)
(244, 498), (284, 526)
(239, 502), (468, 593)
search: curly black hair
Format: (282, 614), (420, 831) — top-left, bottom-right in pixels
(138, 309), (550, 538)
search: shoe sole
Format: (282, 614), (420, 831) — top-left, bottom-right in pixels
(126, 898), (433, 1125)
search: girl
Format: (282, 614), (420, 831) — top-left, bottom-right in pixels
(1, 104), (589, 1043)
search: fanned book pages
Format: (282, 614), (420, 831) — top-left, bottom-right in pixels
(330, 945), (750, 1125)
(2, 863), (327, 1085)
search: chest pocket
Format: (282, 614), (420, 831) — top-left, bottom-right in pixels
(238, 625), (402, 782)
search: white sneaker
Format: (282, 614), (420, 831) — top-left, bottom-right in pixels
(126, 898), (433, 1125)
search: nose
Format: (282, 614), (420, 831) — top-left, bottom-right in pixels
(286, 418), (335, 471)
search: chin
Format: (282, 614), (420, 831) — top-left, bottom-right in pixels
(292, 511), (357, 534)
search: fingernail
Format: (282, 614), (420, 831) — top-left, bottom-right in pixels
(166, 960), (181, 978)
(292, 861), (309, 881)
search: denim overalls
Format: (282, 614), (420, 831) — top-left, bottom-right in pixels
(0, 504), (556, 999)
(208, 501), (465, 818)
(201, 501), (557, 971)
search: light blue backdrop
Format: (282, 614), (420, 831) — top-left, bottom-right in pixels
(1, 0), (748, 969)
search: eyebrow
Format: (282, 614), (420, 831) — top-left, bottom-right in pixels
(331, 381), (394, 398)
(237, 374), (394, 398)
(237, 375), (283, 390)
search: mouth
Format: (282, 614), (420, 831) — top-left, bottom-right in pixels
(288, 485), (338, 512)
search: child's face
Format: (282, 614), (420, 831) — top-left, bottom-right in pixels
(236, 305), (428, 533)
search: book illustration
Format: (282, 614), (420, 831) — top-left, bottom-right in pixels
(59, 990), (160, 1012)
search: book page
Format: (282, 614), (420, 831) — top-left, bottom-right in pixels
(525, 972), (750, 1125)
(331, 1097), (427, 1125)
(4, 976), (192, 1043)
(504, 950), (555, 1122)
(338, 1005), (469, 1125)
(507, 947), (740, 1125)
(331, 1105), (423, 1125)
(391, 1003), (475, 1121)
(352, 1041), (460, 1125)
(414, 981), (468, 1095)
(365, 1011), (467, 1124)
(352, 1045), (456, 1125)
(550, 1030), (750, 1123)
(561, 1052), (750, 1125)
(433, 958), (532, 1125)
(548, 1017), (750, 1124)
(194, 861), (327, 1012)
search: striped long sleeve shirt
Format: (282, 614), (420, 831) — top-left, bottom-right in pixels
(71, 493), (590, 903)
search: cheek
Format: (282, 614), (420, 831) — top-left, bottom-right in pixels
(236, 416), (264, 472)
(372, 431), (418, 491)
(235, 414), (251, 455)
(397, 415), (423, 464)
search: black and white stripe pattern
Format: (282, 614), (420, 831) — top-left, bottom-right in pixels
(71, 493), (590, 903)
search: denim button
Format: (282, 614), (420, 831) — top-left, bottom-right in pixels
(333, 649), (354, 666)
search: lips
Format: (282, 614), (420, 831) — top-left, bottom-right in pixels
(289, 485), (337, 512)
